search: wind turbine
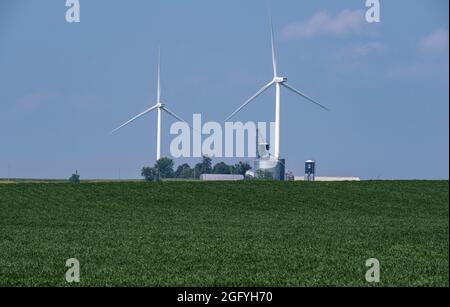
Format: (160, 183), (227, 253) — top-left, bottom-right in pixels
(111, 50), (188, 161)
(225, 17), (329, 160)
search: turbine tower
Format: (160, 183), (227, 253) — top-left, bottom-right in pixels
(225, 17), (329, 160)
(111, 49), (188, 161)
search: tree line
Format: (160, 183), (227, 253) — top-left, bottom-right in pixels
(141, 156), (252, 181)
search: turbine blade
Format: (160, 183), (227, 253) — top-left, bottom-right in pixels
(157, 47), (161, 103)
(110, 105), (158, 134)
(162, 106), (199, 133)
(270, 16), (278, 78)
(282, 83), (330, 111)
(225, 81), (274, 122)
(161, 106), (187, 123)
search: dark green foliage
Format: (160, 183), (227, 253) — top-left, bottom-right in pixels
(175, 164), (193, 179)
(0, 181), (448, 286)
(173, 159), (250, 179)
(233, 161), (252, 176)
(198, 156), (212, 174)
(213, 162), (232, 174)
(193, 156), (212, 179)
(154, 158), (175, 179)
(142, 158), (175, 181)
(192, 164), (200, 179)
(69, 171), (80, 184)
(141, 167), (157, 182)
(178, 168), (194, 179)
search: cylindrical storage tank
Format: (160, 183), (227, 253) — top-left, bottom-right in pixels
(305, 160), (316, 181)
(254, 158), (285, 181)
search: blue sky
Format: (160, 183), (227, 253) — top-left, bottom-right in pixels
(0, 0), (448, 180)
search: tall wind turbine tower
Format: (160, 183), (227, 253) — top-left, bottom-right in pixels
(225, 17), (329, 180)
(111, 49), (188, 161)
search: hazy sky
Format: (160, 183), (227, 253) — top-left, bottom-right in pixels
(0, 0), (448, 180)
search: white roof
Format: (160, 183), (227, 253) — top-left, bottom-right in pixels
(200, 174), (244, 181)
(295, 176), (361, 182)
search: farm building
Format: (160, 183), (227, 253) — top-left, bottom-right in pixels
(200, 174), (244, 181)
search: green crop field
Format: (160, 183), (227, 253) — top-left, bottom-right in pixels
(0, 181), (448, 287)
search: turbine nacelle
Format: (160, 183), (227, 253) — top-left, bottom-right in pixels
(273, 77), (287, 83)
(156, 102), (165, 108)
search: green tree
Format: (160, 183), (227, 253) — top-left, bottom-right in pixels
(195, 156), (212, 178)
(179, 167), (194, 179)
(193, 163), (202, 179)
(213, 162), (232, 174)
(233, 161), (252, 176)
(141, 167), (157, 182)
(175, 163), (192, 178)
(69, 171), (80, 184)
(154, 157), (175, 179)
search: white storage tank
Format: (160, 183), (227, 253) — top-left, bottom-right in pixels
(305, 160), (316, 181)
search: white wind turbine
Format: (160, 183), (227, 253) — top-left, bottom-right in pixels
(111, 50), (188, 161)
(225, 18), (329, 160)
